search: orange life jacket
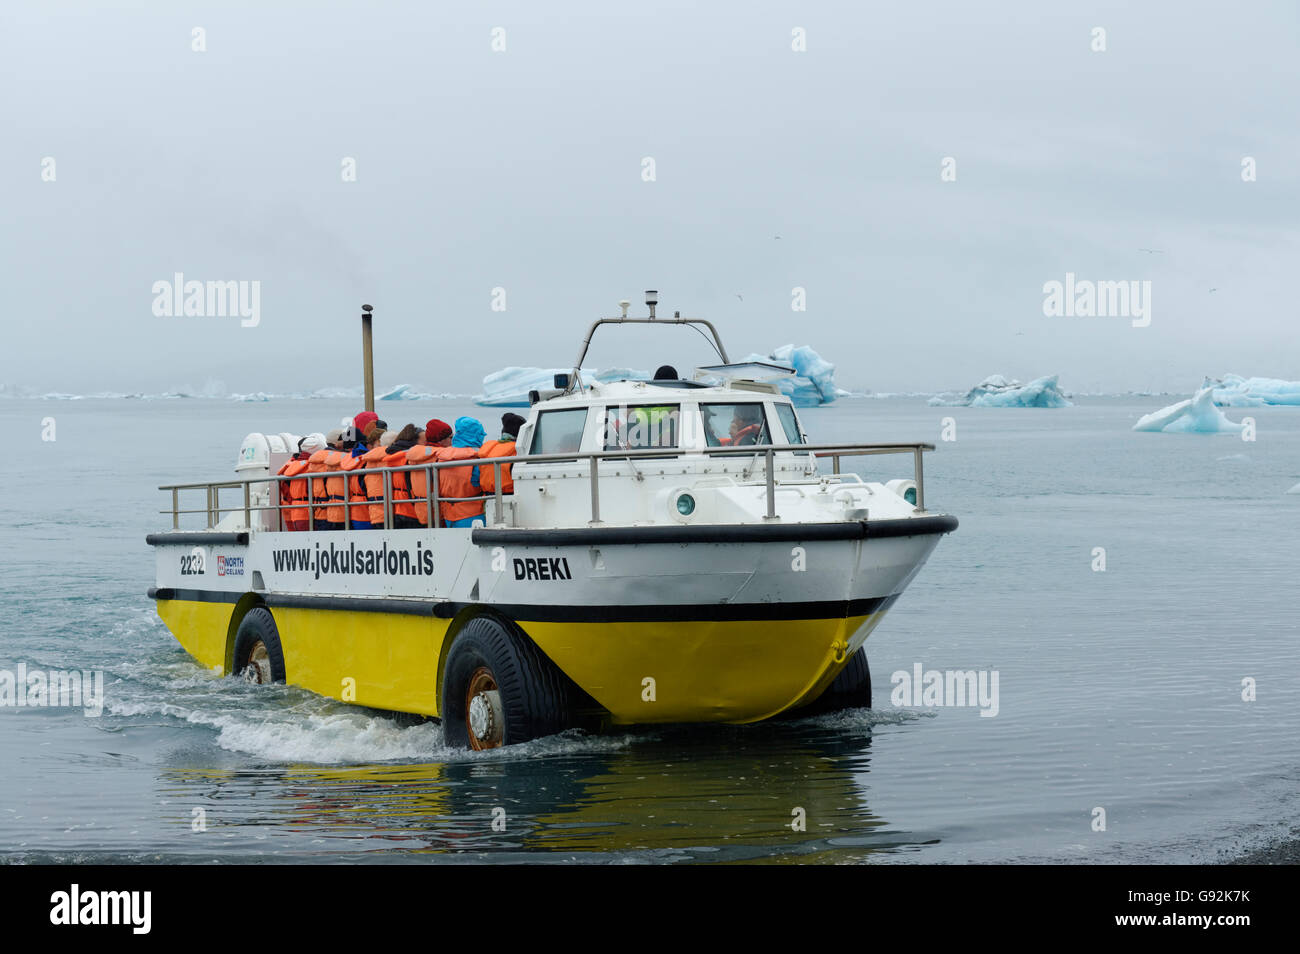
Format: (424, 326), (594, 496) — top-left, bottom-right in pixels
(277, 457), (311, 528)
(340, 453), (368, 524)
(478, 439), (516, 494)
(382, 449), (417, 520)
(435, 446), (484, 523)
(307, 449), (345, 523)
(405, 445), (439, 526)
(360, 446), (389, 526)
(720, 423), (762, 446)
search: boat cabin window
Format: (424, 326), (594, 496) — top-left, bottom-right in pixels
(701, 402), (770, 448)
(774, 403), (806, 445)
(603, 404), (681, 452)
(530, 408), (589, 456)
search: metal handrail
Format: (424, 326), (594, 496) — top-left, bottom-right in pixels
(571, 316), (731, 390)
(157, 441), (937, 531)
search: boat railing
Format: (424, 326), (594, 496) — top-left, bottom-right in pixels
(156, 442), (936, 532)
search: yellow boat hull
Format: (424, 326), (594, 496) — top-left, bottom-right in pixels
(154, 597), (887, 724)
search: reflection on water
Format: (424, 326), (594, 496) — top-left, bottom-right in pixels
(154, 719), (933, 862)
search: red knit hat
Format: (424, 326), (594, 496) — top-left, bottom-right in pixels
(354, 410), (378, 434)
(425, 418), (452, 443)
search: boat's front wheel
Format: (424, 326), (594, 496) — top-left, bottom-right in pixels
(232, 607), (286, 685)
(794, 647), (872, 717)
(442, 616), (573, 750)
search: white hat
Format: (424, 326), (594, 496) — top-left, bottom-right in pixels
(300, 432), (327, 452)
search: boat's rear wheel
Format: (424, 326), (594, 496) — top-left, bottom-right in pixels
(441, 616), (574, 750)
(232, 607), (287, 685)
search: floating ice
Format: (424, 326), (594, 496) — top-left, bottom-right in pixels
(929, 374), (1072, 408)
(1133, 386), (1243, 433)
(765, 344), (842, 406)
(1204, 373), (1300, 407)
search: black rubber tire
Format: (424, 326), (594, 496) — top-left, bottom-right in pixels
(797, 647), (872, 716)
(232, 606), (287, 684)
(441, 616), (575, 748)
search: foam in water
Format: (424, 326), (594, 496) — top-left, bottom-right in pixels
(1133, 386), (1244, 433)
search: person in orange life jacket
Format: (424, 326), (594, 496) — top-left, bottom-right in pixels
(479, 412), (524, 496)
(306, 429), (348, 530)
(406, 419), (453, 527)
(336, 423), (373, 530)
(723, 405), (764, 446)
(279, 433), (324, 531)
(437, 416), (487, 528)
(360, 428), (393, 527)
(383, 424), (423, 529)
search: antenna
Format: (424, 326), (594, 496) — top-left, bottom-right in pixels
(618, 300), (630, 318)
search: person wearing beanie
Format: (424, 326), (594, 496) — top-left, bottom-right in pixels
(354, 410), (378, 437)
(381, 424), (423, 529)
(406, 420), (451, 527)
(423, 418), (453, 447)
(480, 412), (525, 497)
(359, 425), (390, 528)
(436, 417), (487, 528)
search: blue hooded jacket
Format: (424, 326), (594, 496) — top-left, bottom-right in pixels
(453, 417), (486, 486)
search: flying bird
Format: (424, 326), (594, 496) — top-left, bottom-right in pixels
(735, 293), (743, 302)
(1137, 248), (1165, 253)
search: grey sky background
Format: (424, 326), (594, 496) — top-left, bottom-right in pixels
(3, 0), (1297, 396)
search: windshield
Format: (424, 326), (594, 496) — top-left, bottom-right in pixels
(700, 403), (770, 448)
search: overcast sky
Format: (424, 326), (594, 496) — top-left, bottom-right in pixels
(3, 0), (1297, 396)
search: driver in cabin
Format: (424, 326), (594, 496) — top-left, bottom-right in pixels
(725, 405), (764, 446)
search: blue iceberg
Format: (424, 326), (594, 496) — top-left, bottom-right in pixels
(929, 374), (1072, 408)
(1133, 386), (1243, 433)
(738, 344), (841, 406)
(1205, 374), (1300, 407)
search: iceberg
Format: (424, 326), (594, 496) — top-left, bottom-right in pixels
(736, 345), (841, 406)
(1204, 374), (1300, 407)
(929, 374), (1072, 408)
(1132, 386), (1243, 433)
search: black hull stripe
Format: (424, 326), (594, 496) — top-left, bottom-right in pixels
(147, 588), (900, 622)
(472, 516), (957, 547)
(147, 532), (249, 546)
